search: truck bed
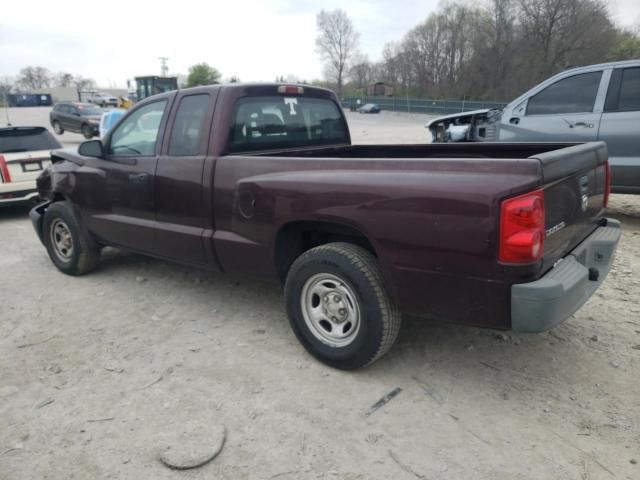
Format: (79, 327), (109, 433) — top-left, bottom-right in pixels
(217, 141), (609, 328)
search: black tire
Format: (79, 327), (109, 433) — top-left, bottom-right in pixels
(284, 242), (401, 370)
(81, 124), (94, 139)
(43, 201), (100, 275)
(52, 121), (64, 135)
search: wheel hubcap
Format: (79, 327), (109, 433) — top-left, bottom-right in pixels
(50, 219), (73, 262)
(301, 273), (361, 347)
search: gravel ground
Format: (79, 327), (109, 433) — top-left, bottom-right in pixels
(1, 107), (639, 480)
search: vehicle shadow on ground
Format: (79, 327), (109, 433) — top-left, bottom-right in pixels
(0, 204), (33, 221)
(92, 246), (597, 397)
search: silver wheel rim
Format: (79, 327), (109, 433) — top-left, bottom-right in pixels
(300, 273), (361, 347)
(50, 219), (73, 262)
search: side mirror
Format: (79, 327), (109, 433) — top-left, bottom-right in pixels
(78, 139), (104, 158)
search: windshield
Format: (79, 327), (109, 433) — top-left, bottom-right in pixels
(0, 127), (61, 153)
(78, 105), (103, 116)
(229, 96), (348, 153)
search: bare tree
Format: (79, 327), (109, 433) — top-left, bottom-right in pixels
(73, 75), (97, 92)
(315, 9), (360, 95)
(348, 53), (373, 88)
(518, 0), (615, 77)
(54, 72), (75, 88)
(17, 66), (52, 91)
(370, 0), (622, 101)
(0, 76), (14, 94)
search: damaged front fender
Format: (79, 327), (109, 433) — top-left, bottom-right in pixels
(426, 108), (502, 143)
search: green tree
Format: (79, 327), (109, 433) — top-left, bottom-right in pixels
(608, 30), (640, 61)
(186, 63), (221, 87)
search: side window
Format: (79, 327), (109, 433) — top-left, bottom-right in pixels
(108, 100), (167, 156)
(168, 94), (209, 156)
(604, 67), (640, 113)
(526, 72), (603, 115)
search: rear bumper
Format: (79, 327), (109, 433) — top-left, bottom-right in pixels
(511, 218), (621, 332)
(0, 181), (40, 205)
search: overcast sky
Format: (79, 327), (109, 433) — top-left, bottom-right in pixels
(1, 0), (639, 87)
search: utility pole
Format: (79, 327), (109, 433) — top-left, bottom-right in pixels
(158, 57), (169, 76)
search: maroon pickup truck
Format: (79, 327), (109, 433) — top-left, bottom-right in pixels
(30, 83), (621, 369)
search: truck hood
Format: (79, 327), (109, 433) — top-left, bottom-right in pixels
(425, 109), (492, 128)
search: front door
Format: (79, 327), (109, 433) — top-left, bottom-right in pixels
(84, 98), (171, 253)
(154, 91), (216, 266)
(500, 70), (605, 142)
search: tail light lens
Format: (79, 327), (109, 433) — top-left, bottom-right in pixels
(0, 155), (11, 183)
(499, 189), (545, 264)
(604, 161), (611, 208)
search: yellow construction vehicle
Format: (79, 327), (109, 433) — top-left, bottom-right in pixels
(116, 75), (179, 109)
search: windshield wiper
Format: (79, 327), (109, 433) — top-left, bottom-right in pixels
(0, 148), (28, 153)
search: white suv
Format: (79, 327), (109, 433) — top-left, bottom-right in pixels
(87, 92), (118, 108)
(0, 127), (61, 205)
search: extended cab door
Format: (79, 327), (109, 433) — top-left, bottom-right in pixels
(599, 65), (640, 193)
(500, 70), (607, 142)
(82, 97), (171, 252)
(154, 90), (217, 266)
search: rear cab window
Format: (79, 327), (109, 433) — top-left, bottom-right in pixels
(0, 127), (62, 153)
(229, 94), (348, 153)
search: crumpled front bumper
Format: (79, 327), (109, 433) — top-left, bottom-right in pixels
(511, 218), (621, 333)
(29, 201), (51, 246)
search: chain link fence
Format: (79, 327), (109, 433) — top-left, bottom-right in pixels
(341, 96), (507, 116)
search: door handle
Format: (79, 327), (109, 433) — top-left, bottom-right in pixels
(509, 117), (520, 125)
(128, 173), (148, 184)
(564, 119), (594, 129)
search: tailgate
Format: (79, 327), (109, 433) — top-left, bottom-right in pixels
(532, 142), (608, 273)
(1, 150), (51, 184)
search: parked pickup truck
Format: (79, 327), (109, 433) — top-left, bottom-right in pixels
(427, 60), (640, 194)
(30, 83), (620, 369)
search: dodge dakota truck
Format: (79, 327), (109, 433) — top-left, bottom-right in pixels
(30, 83), (620, 369)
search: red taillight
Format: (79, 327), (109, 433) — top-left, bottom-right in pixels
(604, 161), (611, 208)
(0, 155), (11, 183)
(499, 189), (545, 264)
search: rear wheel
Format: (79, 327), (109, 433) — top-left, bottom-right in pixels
(52, 121), (64, 135)
(43, 202), (100, 275)
(81, 124), (94, 139)
(284, 242), (401, 370)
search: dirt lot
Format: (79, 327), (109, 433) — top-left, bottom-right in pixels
(1, 107), (639, 480)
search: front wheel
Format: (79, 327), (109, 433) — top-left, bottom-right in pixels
(284, 242), (401, 370)
(43, 202), (100, 275)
